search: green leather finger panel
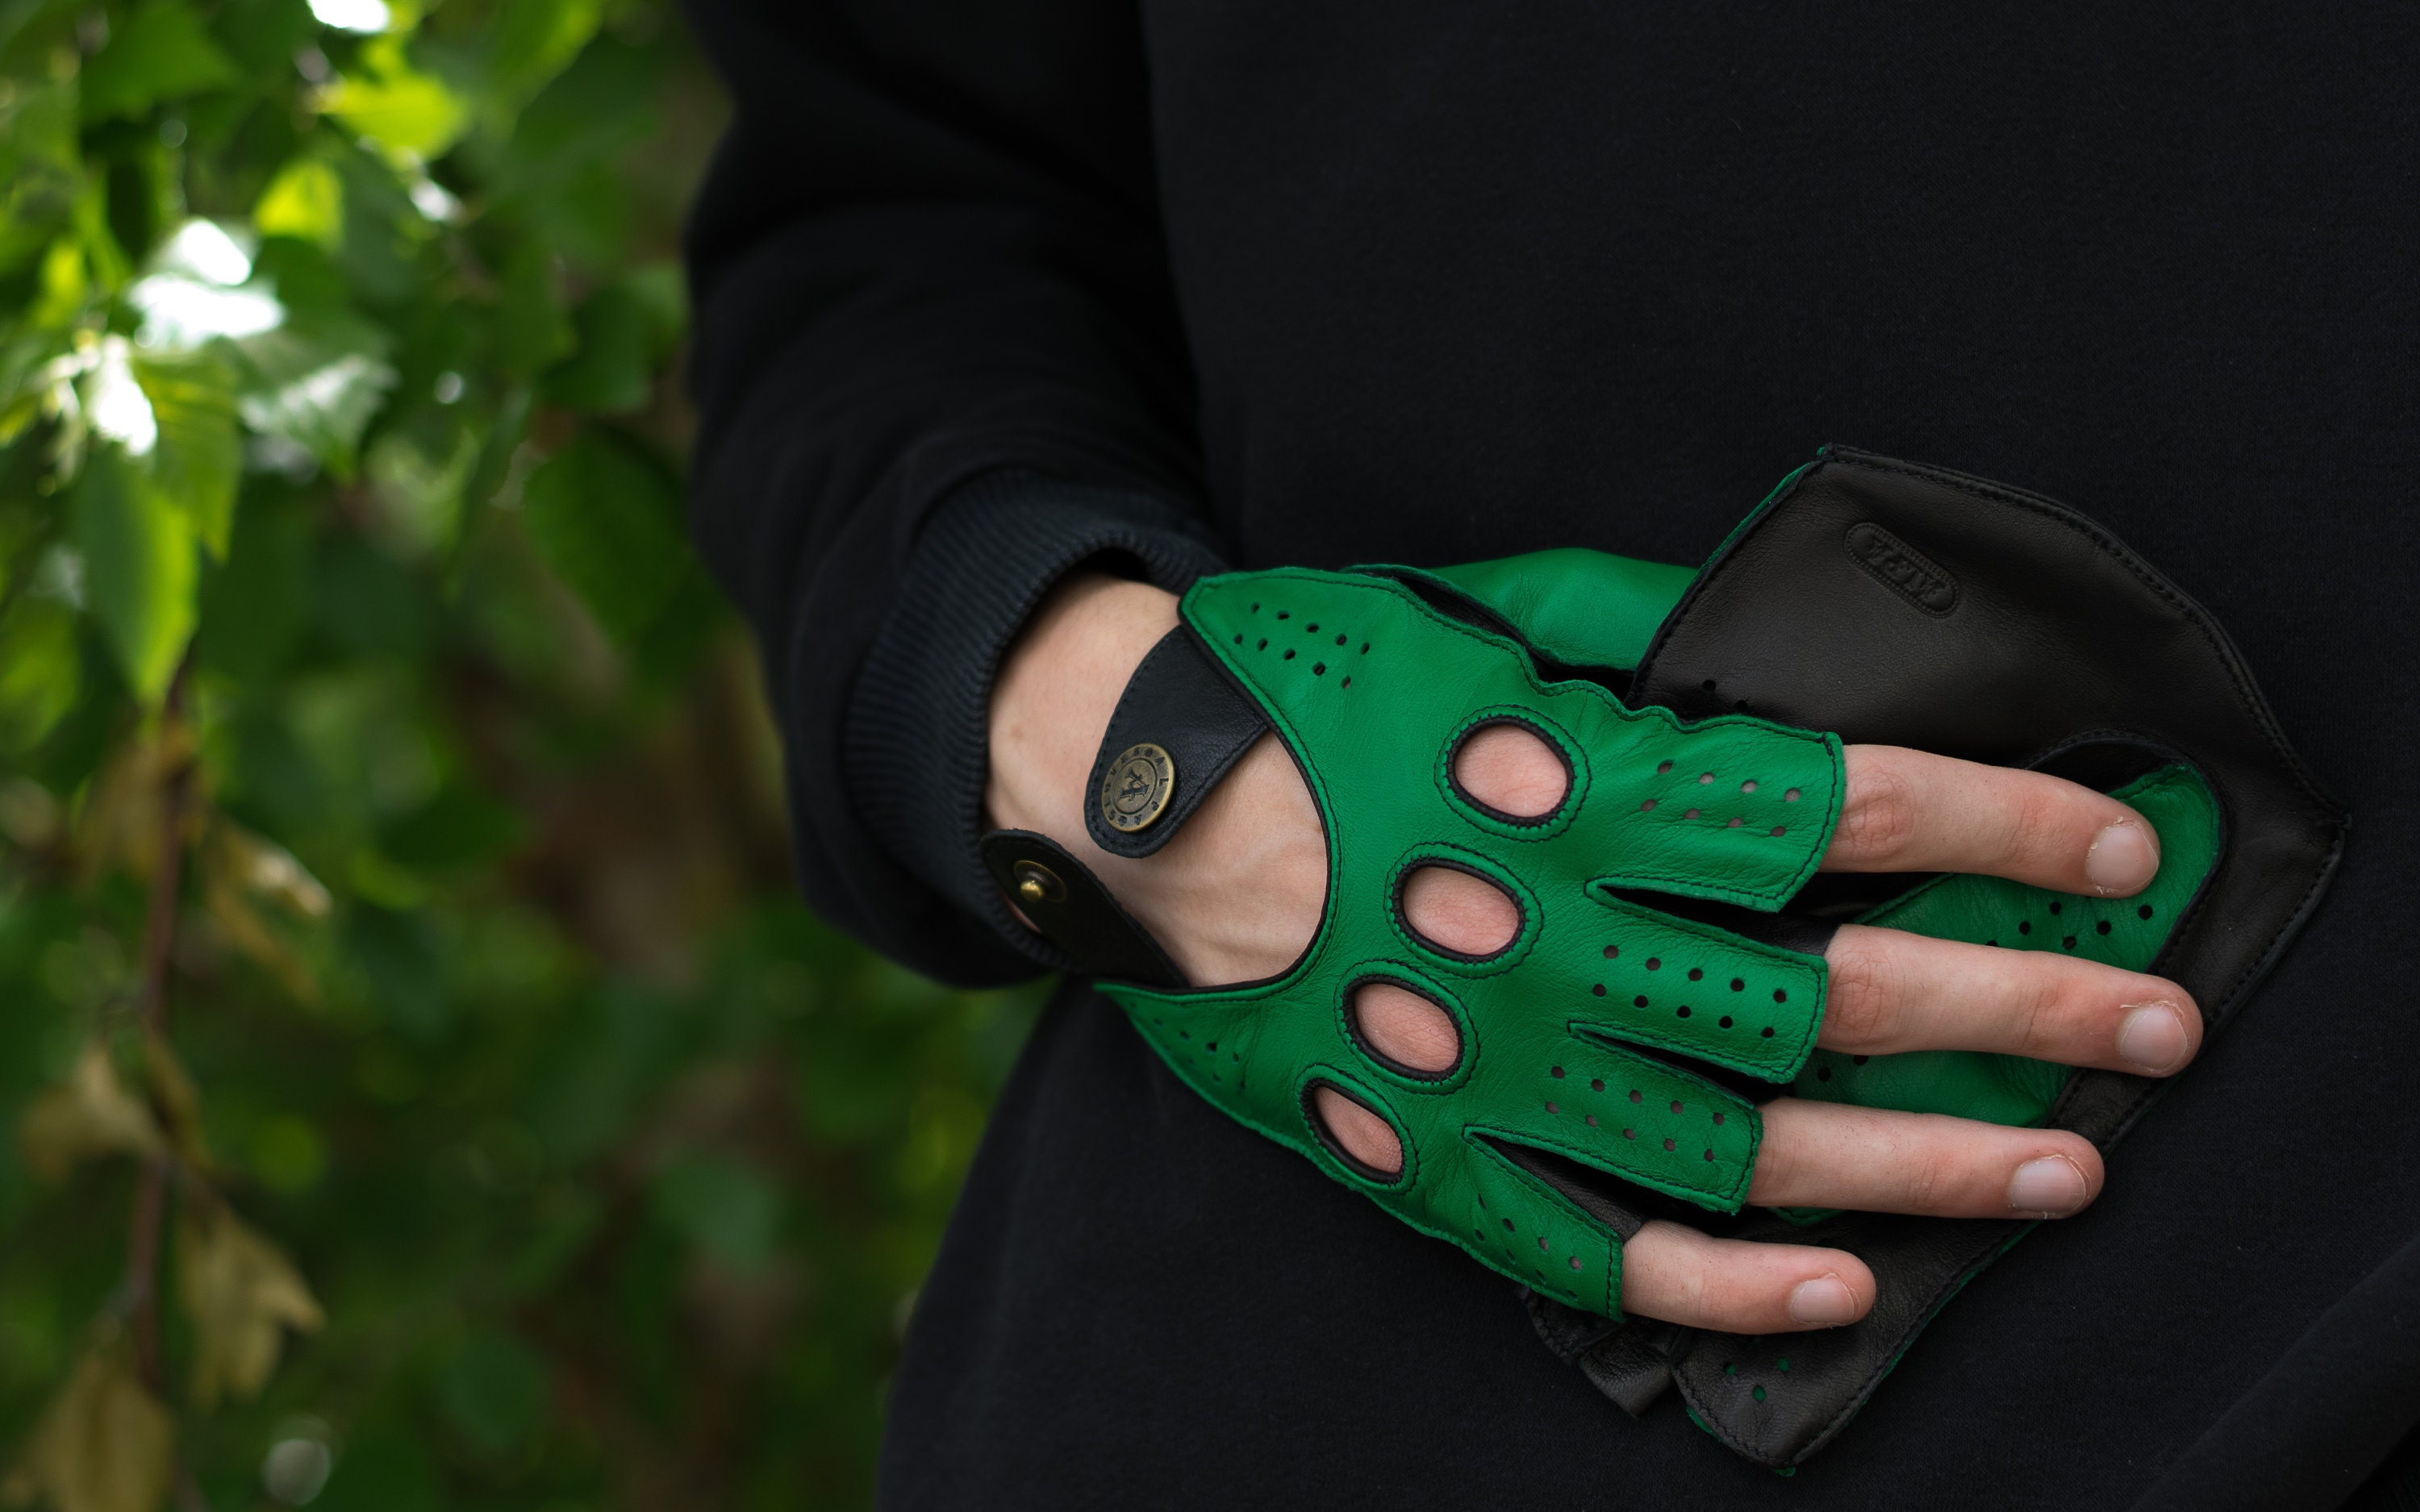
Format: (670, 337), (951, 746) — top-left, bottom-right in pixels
(1460, 1139), (1625, 1318)
(1564, 893), (1828, 1081)
(1113, 966), (1759, 1312)
(1453, 1033), (1763, 1208)
(1790, 764), (2221, 1123)
(1417, 548), (1696, 675)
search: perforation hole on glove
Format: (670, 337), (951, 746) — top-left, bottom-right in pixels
(1397, 864), (1524, 960)
(1450, 720), (1573, 823)
(1347, 980), (1464, 1077)
(1306, 1082), (1407, 1179)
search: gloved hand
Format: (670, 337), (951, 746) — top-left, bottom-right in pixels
(1104, 555), (1846, 1318)
(985, 540), (2201, 1323)
(983, 448), (2342, 1467)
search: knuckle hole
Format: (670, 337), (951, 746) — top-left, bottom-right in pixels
(1308, 1084), (1404, 1178)
(1350, 980), (1463, 1077)
(1400, 864), (1523, 960)
(1450, 721), (1572, 823)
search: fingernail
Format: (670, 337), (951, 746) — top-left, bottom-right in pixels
(1787, 1273), (1860, 1327)
(2118, 1002), (2190, 1074)
(2007, 1154), (2088, 1217)
(2084, 818), (2159, 896)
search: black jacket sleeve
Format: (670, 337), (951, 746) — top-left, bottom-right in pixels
(678, 0), (1229, 985)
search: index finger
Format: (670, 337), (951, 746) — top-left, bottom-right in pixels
(1821, 744), (2163, 897)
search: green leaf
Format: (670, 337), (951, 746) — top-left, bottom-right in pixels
(24, 237), (88, 328)
(78, 0), (240, 122)
(324, 33), (468, 160)
(0, 595), (82, 754)
(540, 281), (649, 412)
(232, 313), (398, 478)
(494, 242), (573, 377)
(309, 1432), (440, 1512)
(195, 494), (308, 681)
(490, 36), (659, 198)
(254, 158), (346, 250)
(131, 349), (242, 557)
(620, 260), (689, 351)
(485, 0), (602, 123)
(69, 171), (131, 292)
(517, 427), (687, 641)
(343, 904), (449, 1037)
(0, 75), (80, 176)
(652, 1151), (785, 1272)
(434, 1332), (549, 1458)
(0, 79), (81, 275)
(213, 0), (315, 76)
(73, 444), (197, 703)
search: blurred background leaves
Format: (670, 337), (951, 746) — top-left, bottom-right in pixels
(0, 1), (1039, 1506)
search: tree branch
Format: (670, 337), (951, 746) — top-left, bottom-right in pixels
(126, 650), (197, 1395)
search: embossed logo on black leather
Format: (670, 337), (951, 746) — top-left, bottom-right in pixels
(1844, 521), (1959, 615)
(1100, 743), (1176, 832)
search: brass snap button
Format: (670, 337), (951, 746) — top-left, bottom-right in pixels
(1099, 742), (1177, 832)
(1012, 860), (1066, 906)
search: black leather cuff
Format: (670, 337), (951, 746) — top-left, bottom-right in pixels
(982, 620), (1275, 984)
(977, 830), (1185, 987)
(1083, 627), (1272, 859)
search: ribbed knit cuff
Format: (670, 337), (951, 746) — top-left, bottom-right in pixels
(844, 472), (1230, 964)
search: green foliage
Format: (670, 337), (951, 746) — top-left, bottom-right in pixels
(77, 2), (239, 122)
(0, 4), (1031, 1509)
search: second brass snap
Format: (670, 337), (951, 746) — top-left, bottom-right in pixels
(1012, 860), (1066, 905)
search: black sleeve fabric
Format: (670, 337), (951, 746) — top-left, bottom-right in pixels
(845, 473), (1227, 971)
(677, 0), (1221, 985)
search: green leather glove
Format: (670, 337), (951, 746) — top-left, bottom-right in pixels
(978, 450), (2328, 1464)
(1098, 552), (1848, 1318)
(1079, 546), (2220, 1321)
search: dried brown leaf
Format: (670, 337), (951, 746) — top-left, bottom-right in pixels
(71, 739), (163, 890)
(138, 1029), (211, 1173)
(69, 721), (204, 889)
(176, 1197), (325, 1408)
(17, 1042), (165, 1181)
(214, 822), (332, 920)
(197, 821), (325, 1003)
(2, 1331), (174, 1512)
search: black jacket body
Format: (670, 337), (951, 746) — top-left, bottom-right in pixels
(678, 2), (2420, 1506)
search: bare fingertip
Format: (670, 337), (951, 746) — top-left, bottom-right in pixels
(2007, 1153), (2090, 1218)
(2084, 818), (2159, 896)
(1787, 1273), (1863, 1328)
(2118, 1001), (2193, 1075)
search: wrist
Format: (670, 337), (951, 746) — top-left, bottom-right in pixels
(987, 573), (1179, 839)
(986, 573), (1324, 985)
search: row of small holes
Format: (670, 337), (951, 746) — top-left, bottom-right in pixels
(1644, 760), (1797, 834)
(1160, 1018), (1245, 1089)
(1475, 1214), (1588, 1283)
(1543, 1066), (1725, 1160)
(1238, 603), (1369, 688)
(1984, 903), (2154, 951)
(1590, 943), (1789, 1038)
